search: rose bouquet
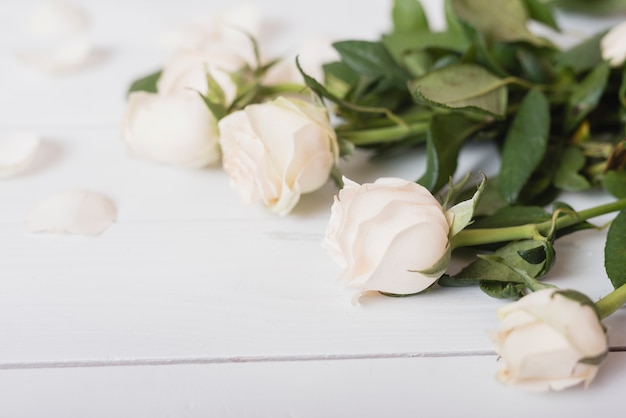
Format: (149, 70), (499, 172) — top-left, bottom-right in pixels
(124, 0), (626, 392)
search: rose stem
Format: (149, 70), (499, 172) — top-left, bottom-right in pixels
(450, 198), (626, 249)
(596, 283), (626, 319)
(337, 121), (430, 145)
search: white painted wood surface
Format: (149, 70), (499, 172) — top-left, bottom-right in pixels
(1, 0), (625, 416)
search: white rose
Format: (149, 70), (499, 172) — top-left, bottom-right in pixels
(121, 91), (220, 167)
(601, 20), (626, 67)
(218, 96), (338, 215)
(263, 36), (339, 85)
(160, 5), (261, 53)
(322, 177), (451, 296)
(157, 46), (249, 105)
(491, 288), (608, 391)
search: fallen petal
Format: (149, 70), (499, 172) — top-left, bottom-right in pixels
(26, 0), (90, 37)
(15, 37), (91, 74)
(16, 1), (92, 74)
(27, 190), (117, 235)
(0, 132), (41, 179)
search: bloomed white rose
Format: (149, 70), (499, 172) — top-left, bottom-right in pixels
(601, 20), (626, 67)
(121, 91), (220, 168)
(218, 96), (338, 215)
(322, 177), (451, 296)
(262, 36), (339, 85)
(157, 46), (249, 106)
(491, 288), (608, 391)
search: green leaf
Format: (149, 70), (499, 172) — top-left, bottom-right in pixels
(603, 170), (626, 198)
(127, 70), (162, 96)
(555, 0), (626, 14)
(605, 209), (626, 288)
(480, 281), (526, 299)
(554, 147), (591, 191)
(555, 31), (606, 74)
(471, 205), (550, 228)
(447, 175), (487, 236)
(620, 66), (626, 107)
(297, 58), (402, 122)
(453, 239), (551, 283)
(410, 63), (508, 116)
(564, 61), (610, 132)
(333, 40), (408, 86)
(198, 92), (227, 121)
(498, 89), (550, 204)
(323, 61), (359, 98)
(451, 0), (550, 46)
(523, 0), (559, 30)
(417, 113), (480, 192)
(392, 0), (429, 32)
(518, 245), (547, 264)
(382, 31), (469, 64)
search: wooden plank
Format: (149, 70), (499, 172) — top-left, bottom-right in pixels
(1, 214), (624, 364)
(1, 354), (625, 418)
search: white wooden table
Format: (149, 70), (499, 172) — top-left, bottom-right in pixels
(1, 1), (625, 416)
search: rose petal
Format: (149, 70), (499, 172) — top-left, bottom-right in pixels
(0, 132), (41, 179)
(27, 190), (116, 235)
(15, 1), (92, 74)
(26, 0), (90, 37)
(15, 38), (91, 74)
(160, 5), (261, 53)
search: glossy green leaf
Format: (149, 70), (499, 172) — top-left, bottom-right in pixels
(323, 61), (359, 98)
(479, 281), (526, 299)
(564, 61), (610, 132)
(498, 89), (550, 204)
(382, 31), (468, 63)
(555, 0), (626, 14)
(554, 147), (591, 191)
(555, 31), (605, 74)
(127, 70), (162, 96)
(523, 0), (559, 30)
(603, 170), (626, 198)
(410, 64), (508, 116)
(452, 239), (551, 283)
(605, 209), (626, 288)
(451, 0), (550, 46)
(392, 0), (429, 32)
(620, 66), (626, 107)
(333, 40), (408, 85)
(418, 113), (480, 192)
(447, 175), (487, 236)
(471, 205), (550, 228)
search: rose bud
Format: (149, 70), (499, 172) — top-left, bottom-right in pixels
(121, 91), (220, 168)
(491, 288), (608, 391)
(322, 177), (451, 296)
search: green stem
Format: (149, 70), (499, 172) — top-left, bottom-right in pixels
(596, 283), (626, 319)
(451, 198), (626, 249)
(259, 83), (308, 96)
(337, 121), (429, 146)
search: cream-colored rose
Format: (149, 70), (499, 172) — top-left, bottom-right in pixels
(322, 177), (451, 295)
(491, 288), (608, 391)
(218, 96), (338, 215)
(601, 20), (626, 67)
(263, 36), (339, 85)
(121, 91), (220, 167)
(157, 44), (250, 105)
(160, 5), (261, 53)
